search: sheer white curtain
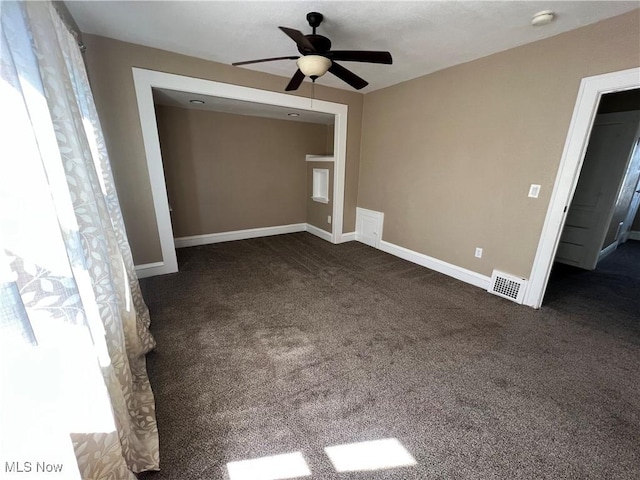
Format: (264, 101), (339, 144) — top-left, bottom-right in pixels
(0, 1), (159, 478)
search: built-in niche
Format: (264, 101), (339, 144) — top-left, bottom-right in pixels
(305, 123), (334, 234)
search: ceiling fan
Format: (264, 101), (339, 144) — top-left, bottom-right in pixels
(232, 12), (393, 91)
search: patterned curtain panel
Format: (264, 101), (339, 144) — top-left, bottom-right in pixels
(0, 2), (159, 478)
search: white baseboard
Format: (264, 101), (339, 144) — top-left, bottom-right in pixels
(629, 231), (640, 241)
(138, 224), (491, 290)
(306, 223), (333, 242)
(135, 261), (165, 279)
(378, 240), (491, 290)
(174, 223), (307, 248)
(340, 231), (356, 242)
(137, 223), (333, 277)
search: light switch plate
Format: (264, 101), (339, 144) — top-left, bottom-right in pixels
(528, 184), (541, 198)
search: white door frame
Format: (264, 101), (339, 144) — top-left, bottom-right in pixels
(524, 67), (640, 308)
(131, 68), (349, 277)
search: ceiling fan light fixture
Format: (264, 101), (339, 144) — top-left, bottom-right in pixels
(297, 55), (331, 78)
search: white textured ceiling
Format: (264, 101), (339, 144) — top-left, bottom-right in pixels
(67, 1), (639, 93)
(153, 88), (335, 124)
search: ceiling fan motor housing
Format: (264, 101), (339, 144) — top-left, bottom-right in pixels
(299, 35), (331, 55)
(300, 11), (331, 55)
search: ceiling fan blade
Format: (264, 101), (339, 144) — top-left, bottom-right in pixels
(329, 62), (368, 90)
(233, 56), (299, 66)
(279, 26), (316, 52)
(329, 50), (393, 64)
(285, 69), (306, 91)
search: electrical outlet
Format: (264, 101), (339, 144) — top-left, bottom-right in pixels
(528, 184), (541, 198)
(327, 215), (332, 224)
(475, 247), (483, 258)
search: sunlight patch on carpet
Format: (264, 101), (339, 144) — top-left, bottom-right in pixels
(324, 437), (417, 472)
(226, 451), (311, 480)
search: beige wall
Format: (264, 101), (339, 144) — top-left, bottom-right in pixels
(326, 126), (335, 155)
(83, 34), (363, 265)
(307, 162), (334, 233)
(155, 106), (328, 237)
(359, 11), (640, 279)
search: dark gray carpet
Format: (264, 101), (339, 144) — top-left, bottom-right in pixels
(544, 239), (640, 334)
(138, 234), (640, 479)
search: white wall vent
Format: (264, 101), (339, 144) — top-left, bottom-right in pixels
(488, 270), (527, 304)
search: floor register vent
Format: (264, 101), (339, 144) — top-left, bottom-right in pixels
(488, 270), (527, 304)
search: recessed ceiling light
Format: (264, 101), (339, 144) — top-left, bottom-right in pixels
(287, 113), (300, 117)
(189, 99), (205, 104)
(532, 10), (555, 27)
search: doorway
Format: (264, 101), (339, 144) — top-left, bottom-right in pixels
(544, 89), (640, 309)
(131, 68), (349, 277)
(554, 90), (640, 270)
(525, 67), (640, 308)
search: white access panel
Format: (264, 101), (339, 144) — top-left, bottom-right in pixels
(356, 208), (384, 248)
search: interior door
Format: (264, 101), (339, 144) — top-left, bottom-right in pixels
(555, 110), (640, 269)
